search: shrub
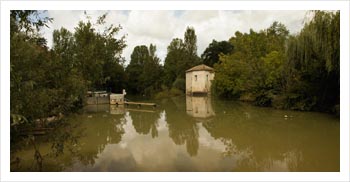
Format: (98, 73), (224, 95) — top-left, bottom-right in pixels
(172, 78), (186, 91)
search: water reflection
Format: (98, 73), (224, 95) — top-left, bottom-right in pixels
(75, 112), (126, 166)
(110, 105), (125, 115)
(11, 97), (340, 172)
(165, 97), (200, 156)
(84, 104), (110, 113)
(203, 101), (339, 171)
(10, 120), (85, 171)
(129, 109), (159, 138)
(186, 96), (215, 120)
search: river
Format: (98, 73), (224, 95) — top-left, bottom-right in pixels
(11, 96), (340, 172)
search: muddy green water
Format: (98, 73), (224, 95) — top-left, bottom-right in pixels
(11, 96), (339, 172)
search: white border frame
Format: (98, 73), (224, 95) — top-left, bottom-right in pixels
(1, 1), (349, 181)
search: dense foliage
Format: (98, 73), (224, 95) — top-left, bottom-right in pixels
(163, 27), (201, 91)
(214, 21), (288, 101)
(201, 40), (233, 67)
(282, 11), (340, 112)
(11, 11), (82, 123)
(11, 11), (127, 132)
(10, 10), (340, 131)
(125, 44), (163, 96)
(213, 11), (340, 113)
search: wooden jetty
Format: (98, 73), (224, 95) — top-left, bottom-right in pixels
(87, 89), (157, 108)
(124, 101), (157, 108)
(125, 108), (156, 113)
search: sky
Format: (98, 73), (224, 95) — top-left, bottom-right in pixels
(41, 10), (308, 65)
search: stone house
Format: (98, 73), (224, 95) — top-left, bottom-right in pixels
(185, 64), (215, 95)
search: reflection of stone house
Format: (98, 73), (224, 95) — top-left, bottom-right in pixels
(186, 64), (214, 95)
(186, 96), (215, 119)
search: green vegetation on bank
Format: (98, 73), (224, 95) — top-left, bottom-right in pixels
(163, 27), (202, 92)
(213, 11), (339, 113)
(10, 10), (340, 133)
(125, 26), (202, 97)
(10, 11), (127, 148)
(125, 44), (163, 96)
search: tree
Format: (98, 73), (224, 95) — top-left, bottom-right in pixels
(10, 10), (53, 38)
(163, 38), (186, 88)
(163, 27), (201, 91)
(10, 11), (88, 161)
(283, 11), (340, 111)
(213, 11), (339, 113)
(11, 10), (56, 121)
(201, 40), (233, 67)
(184, 27), (197, 56)
(10, 11), (130, 169)
(53, 28), (75, 68)
(126, 45), (150, 94)
(141, 44), (163, 96)
(213, 21), (289, 106)
(183, 27), (201, 73)
(126, 44), (163, 96)
(73, 13), (126, 91)
(10, 11), (128, 128)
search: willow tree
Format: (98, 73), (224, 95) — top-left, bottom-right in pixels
(284, 10), (340, 111)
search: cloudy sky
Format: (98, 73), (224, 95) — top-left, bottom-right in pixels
(41, 10), (308, 64)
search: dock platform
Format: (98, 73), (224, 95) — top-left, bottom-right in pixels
(124, 101), (157, 107)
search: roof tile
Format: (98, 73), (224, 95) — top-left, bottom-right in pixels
(186, 64), (214, 72)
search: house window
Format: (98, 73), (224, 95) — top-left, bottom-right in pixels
(195, 75), (197, 81)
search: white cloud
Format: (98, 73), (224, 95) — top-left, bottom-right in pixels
(181, 11), (219, 23)
(127, 11), (175, 40)
(41, 10), (308, 65)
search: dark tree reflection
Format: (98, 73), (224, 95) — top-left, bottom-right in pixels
(165, 97), (199, 156)
(10, 119), (84, 171)
(201, 101), (319, 171)
(129, 110), (159, 138)
(11, 111), (127, 171)
(72, 113), (126, 166)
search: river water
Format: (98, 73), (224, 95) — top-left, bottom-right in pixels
(11, 96), (340, 172)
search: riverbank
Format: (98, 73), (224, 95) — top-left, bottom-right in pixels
(154, 88), (184, 99)
(128, 90), (340, 116)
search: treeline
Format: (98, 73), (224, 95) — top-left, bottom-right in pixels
(10, 10), (340, 127)
(10, 11), (203, 126)
(213, 11), (340, 113)
(125, 27), (201, 97)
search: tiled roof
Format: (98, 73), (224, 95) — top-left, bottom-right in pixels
(186, 64), (214, 72)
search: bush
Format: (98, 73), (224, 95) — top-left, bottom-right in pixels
(272, 93), (317, 111)
(254, 94), (272, 107)
(172, 78), (186, 91)
(169, 88), (183, 96)
(239, 93), (256, 102)
(154, 88), (184, 99)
